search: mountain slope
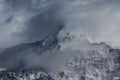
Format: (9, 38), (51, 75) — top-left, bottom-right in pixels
(0, 27), (120, 80)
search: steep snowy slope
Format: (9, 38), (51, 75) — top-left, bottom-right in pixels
(0, 26), (120, 80)
(51, 43), (120, 80)
(0, 24), (63, 69)
(0, 0), (120, 80)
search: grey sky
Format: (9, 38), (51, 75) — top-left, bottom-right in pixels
(0, 0), (120, 48)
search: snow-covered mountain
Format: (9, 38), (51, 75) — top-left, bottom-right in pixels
(0, 26), (120, 80)
(1, 0), (120, 80)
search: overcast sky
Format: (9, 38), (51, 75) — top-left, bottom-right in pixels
(0, 0), (120, 48)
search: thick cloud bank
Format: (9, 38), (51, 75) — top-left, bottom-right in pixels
(61, 0), (120, 48)
(0, 0), (120, 48)
(0, 0), (62, 48)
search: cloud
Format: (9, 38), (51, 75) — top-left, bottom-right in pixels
(59, 0), (120, 48)
(0, 0), (120, 72)
(0, 0), (120, 49)
(0, 0), (63, 48)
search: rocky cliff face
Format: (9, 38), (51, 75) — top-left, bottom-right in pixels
(50, 43), (120, 80)
(0, 69), (54, 80)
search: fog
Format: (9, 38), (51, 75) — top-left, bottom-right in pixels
(0, 0), (120, 48)
(0, 0), (120, 72)
(0, 0), (62, 48)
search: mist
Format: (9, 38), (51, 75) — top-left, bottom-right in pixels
(61, 0), (120, 48)
(0, 0), (120, 48)
(0, 0), (120, 74)
(0, 0), (63, 48)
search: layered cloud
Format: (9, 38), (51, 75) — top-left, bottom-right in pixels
(0, 0), (120, 73)
(0, 0), (62, 48)
(0, 0), (120, 48)
(60, 0), (120, 48)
